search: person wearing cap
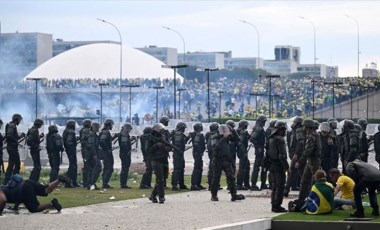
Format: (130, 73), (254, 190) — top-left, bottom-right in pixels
(327, 118), (339, 169)
(374, 125), (380, 169)
(99, 119), (114, 189)
(4, 114), (25, 185)
(267, 121), (289, 212)
(26, 118), (44, 182)
(319, 122), (337, 183)
(46, 125), (64, 183)
(293, 118), (321, 211)
(62, 120), (79, 188)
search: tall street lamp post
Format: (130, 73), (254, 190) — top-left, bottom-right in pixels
(177, 88), (187, 119)
(323, 81), (343, 118)
(26, 78), (44, 120)
(162, 26), (187, 77)
(197, 68), (219, 122)
(260, 75), (280, 118)
(97, 18), (123, 123)
(150, 86), (165, 123)
(162, 64), (188, 119)
(121, 84), (140, 123)
(345, 14), (360, 77)
(99, 82), (110, 123)
(218, 90), (225, 123)
(240, 20), (261, 69)
(299, 16), (317, 78)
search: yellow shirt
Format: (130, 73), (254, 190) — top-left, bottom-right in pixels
(337, 175), (355, 200)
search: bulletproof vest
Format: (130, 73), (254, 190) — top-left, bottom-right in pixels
(46, 132), (63, 153)
(212, 134), (229, 159)
(99, 129), (112, 151)
(268, 136), (286, 160)
(172, 131), (186, 151)
(147, 133), (168, 160)
(63, 128), (77, 147)
(250, 125), (265, 148)
(305, 131), (321, 160)
(206, 131), (216, 153)
(359, 132), (369, 154)
(118, 131), (131, 152)
(26, 127), (39, 148)
(238, 129), (249, 149)
(193, 132), (205, 153)
(80, 127), (91, 146)
(5, 122), (18, 145)
(88, 131), (99, 148)
(140, 133), (149, 155)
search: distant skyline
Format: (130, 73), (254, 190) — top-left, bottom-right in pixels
(1, 0), (379, 77)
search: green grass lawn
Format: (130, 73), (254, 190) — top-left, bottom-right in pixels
(1, 170), (226, 209)
(275, 194), (380, 222)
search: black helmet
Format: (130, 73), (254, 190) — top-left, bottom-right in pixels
(327, 118), (338, 129)
(122, 123), (133, 131)
(357, 118), (368, 129)
(269, 119), (278, 128)
(302, 118), (315, 128)
(104, 119), (114, 127)
(225, 120), (235, 128)
(83, 119), (92, 128)
(34, 118), (44, 127)
(343, 119), (355, 131)
(238, 119), (249, 130)
(12, 113), (23, 121)
(209, 122), (219, 132)
(256, 114), (267, 122)
(313, 120), (320, 129)
(274, 120), (287, 130)
(175, 122), (187, 131)
(354, 124), (362, 133)
(66, 119), (76, 128)
(152, 123), (165, 133)
(91, 122), (101, 132)
(143, 126), (152, 134)
(291, 116), (303, 129)
(48, 124), (58, 133)
(193, 122), (203, 132)
(159, 116), (169, 126)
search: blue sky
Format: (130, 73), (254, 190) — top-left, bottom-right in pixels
(1, 0), (379, 77)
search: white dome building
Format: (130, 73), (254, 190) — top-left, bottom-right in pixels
(24, 43), (183, 81)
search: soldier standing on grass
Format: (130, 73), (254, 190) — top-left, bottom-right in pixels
(236, 119), (251, 190)
(99, 119), (114, 189)
(190, 122), (206, 191)
(171, 122), (188, 191)
(62, 120), (79, 188)
(46, 125), (64, 182)
(27, 119), (44, 182)
(87, 122), (102, 190)
(139, 127), (153, 189)
(79, 119), (92, 188)
(118, 123), (133, 189)
(206, 122), (219, 190)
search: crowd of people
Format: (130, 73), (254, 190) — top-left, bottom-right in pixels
(1, 112), (380, 217)
(1, 76), (379, 121)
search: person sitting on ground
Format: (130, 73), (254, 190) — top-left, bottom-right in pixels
(346, 159), (380, 218)
(328, 168), (356, 210)
(305, 170), (334, 215)
(0, 174), (71, 215)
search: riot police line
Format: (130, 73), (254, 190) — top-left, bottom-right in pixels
(1, 113), (380, 213)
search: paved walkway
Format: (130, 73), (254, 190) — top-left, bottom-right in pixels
(0, 188), (295, 230)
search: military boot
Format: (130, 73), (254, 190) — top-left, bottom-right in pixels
(372, 207), (380, 216)
(231, 194), (245, 201)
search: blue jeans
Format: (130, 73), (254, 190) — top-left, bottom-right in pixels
(334, 197), (356, 209)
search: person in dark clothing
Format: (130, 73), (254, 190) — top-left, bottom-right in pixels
(357, 118), (369, 162)
(206, 122), (219, 189)
(374, 125), (380, 169)
(79, 119), (92, 188)
(327, 118), (339, 169)
(171, 122), (189, 191)
(210, 124), (245, 202)
(319, 122), (337, 183)
(139, 127), (153, 189)
(250, 115), (268, 190)
(0, 119), (4, 177)
(268, 121), (289, 212)
(87, 122), (102, 190)
(46, 125), (64, 183)
(236, 119), (251, 190)
(99, 119), (114, 189)
(190, 122), (206, 190)
(147, 123), (170, 204)
(225, 120), (238, 177)
(338, 120), (359, 174)
(118, 123), (134, 189)
(159, 116), (171, 189)
(346, 159), (380, 218)
(27, 118), (44, 182)
(0, 174), (71, 215)
(4, 114), (25, 185)
(62, 120), (79, 188)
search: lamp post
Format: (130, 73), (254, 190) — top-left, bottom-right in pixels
(99, 82), (110, 123)
(177, 88), (187, 119)
(162, 26), (187, 76)
(97, 18), (123, 123)
(26, 78), (44, 120)
(249, 93), (267, 118)
(323, 81), (343, 118)
(197, 68), (219, 122)
(363, 85), (375, 120)
(299, 16), (317, 78)
(240, 20), (260, 69)
(218, 90), (225, 123)
(162, 64), (188, 119)
(259, 75), (280, 118)
(150, 86), (165, 123)
(121, 84), (140, 123)
(345, 14), (360, 78)
(349, 83), (359, 119)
